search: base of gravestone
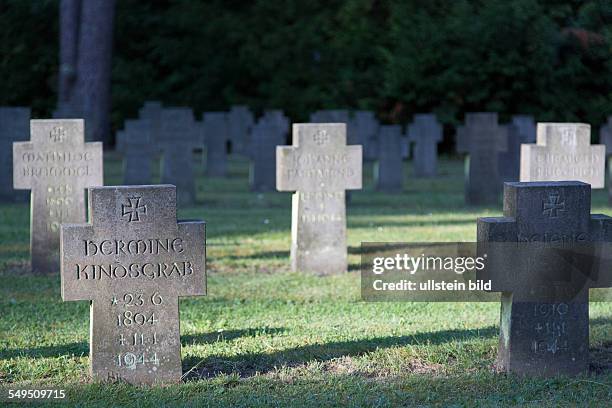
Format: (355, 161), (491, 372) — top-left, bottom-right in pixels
(290, 192), (348, 275)
(497, 294), (590, 377)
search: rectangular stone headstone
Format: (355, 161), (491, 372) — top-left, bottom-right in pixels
(0, 107), (30, 202)
(203, 112), (228, 177)
(456, 113), (508, 204)
(478, 181), (612, 376)
(61, 185), (206, 384)
(227, 105), (254, 156)
(375, 125), (403, 192)
(158, 108), (200, 205)
(520, 123), (605, 188)
(407, 113), (442, 177)
(599, 117), (612, 204)
(14, 119), (103, 274)
(249, 113), (287, 192)
(276, 124), (362, 274)
(116, 119), (155, 185)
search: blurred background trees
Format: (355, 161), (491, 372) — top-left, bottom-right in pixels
(1, 0), (611, 142)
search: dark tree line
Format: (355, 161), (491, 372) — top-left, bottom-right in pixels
(1, 0), (611, 145)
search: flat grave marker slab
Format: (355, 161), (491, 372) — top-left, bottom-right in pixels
(203, 112), (228, 177)
(520, 123), (605, 188)
(14, 119), (103, 274)
(250, 113), (287, 191)
(227, 105), (254, 156)
(116, 119), (155, 185)
(352, 110), (379, 161)
(276, 123), (362, 274)
(61, 185), (206, 385)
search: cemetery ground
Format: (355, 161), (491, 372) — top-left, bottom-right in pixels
(1, 154), (611, 407)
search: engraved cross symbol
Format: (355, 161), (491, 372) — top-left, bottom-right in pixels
(49, 126), (66, 142)
(313, 130), (329, 146)
(542, 193), (565, 218)
(121, 197), (147, 222)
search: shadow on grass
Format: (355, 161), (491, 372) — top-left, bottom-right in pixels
(182, 327), (287, 346)
(183, 326), (499, 379)
(221, 250), (290, 261)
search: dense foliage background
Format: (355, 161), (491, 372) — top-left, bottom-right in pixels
(1, 0), (611, 137)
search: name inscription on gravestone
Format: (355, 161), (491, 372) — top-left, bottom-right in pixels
(61, 185), (206, 384)
(520, 123), (605, 188)
(13, 120), (103, 274)
(277, 124), (362, 274)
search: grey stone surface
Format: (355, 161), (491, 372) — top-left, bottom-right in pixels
(13, 119), (103, 274)
(512, 115), (536, 143)
(116, 119), (155, 185)
(456, 113), (508, 205)
(249, 113), (287, 191)
(0, 107), (30, 202)
(600, 117), (612, 204)
(498, 125), (521, 182)
(375, 125), (403, 192)
(478, 181), (612, 376)
(61, 185), (206, 385)
(520, 123), (605, 188)
(351, 111), (379, 161)
(263, 110), (290, 137)
(203, 112), (229, 177)
(407, 114), (442, 177)
(227, 105), (254, 156)
(158, 108), (200, 205)
(276, 123), (362, 274)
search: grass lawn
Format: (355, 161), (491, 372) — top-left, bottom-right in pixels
(0, 153), (611, 407)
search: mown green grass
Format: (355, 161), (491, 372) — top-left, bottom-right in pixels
(0, 153), (611, 407)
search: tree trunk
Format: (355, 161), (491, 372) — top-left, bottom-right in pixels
(57, 0), (81, 117)
(75, 0), (115, 144)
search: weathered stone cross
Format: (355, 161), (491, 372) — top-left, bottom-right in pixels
(116, 119), (155, 185)
(456, 113), (508, 204)
(61, 185), (206, 384)
(276, 123), (362, 274)
(478, 181), (611, 376)
(13, 119), (103, 274)
(520, 123), (605, 188)
(407, 113), (442, 177)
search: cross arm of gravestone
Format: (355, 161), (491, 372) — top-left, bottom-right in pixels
(476, 216), (519, 292)
(12, 141), (35, 190)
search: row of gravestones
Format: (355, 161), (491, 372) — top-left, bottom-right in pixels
(115, 102), (290, 199)
(3, 117), (611, 383)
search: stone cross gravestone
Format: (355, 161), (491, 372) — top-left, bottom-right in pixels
(352, 110), (379, 161)
(375, 125), (403, 192)
(478, 181), (612, 376)
(116, 119), (155, 185)
(599, 117), (612, 204)
(521, 123), (605, 188)
(203, 112), (228, 177)
(13, 119), (103, 274)
(61, 185), (206, 385)
(0, 107), (30, 202)
(276, 123), (362, 274)
(456, 113), (508, 204)
(498, 125), (521, 183)
(158, 108), (200, 205)
(249, 114), (287, 191)
(227, 105), (254, 156)
(407, 114), (442, 177)
(512, 115), (536, 143)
